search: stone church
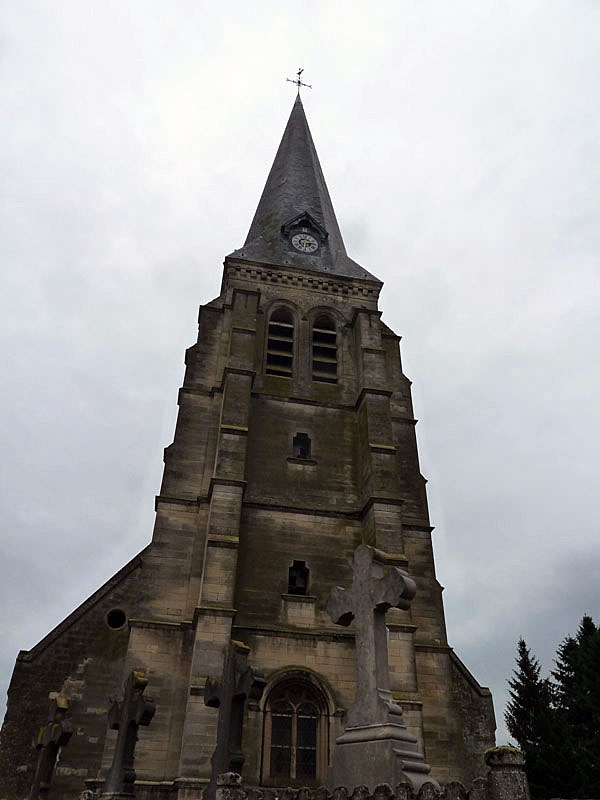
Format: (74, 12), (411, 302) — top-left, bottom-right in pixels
(0, 95), (496, 799)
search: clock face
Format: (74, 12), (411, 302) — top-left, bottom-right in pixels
(291, 233), (318, 253)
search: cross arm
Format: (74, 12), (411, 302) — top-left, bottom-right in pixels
(326, 585), (354, 627)
(236, 666), (266, 702)
(204, 676), (222, 708)
(375, 567), (416, 612)
(134, 694), (156, 727)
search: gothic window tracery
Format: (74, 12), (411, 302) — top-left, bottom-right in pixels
(262, 679), (328, 785)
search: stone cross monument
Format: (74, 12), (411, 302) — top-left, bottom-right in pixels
(101, 670), (155, 798)
(28, 695), (72, 800)
(204, 640), (266, 800)
(326, 545), (435, 790)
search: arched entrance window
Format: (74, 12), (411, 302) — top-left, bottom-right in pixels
(262, 678), (329, 785)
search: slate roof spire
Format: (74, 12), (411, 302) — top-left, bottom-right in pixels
(229, 95), (379, 283)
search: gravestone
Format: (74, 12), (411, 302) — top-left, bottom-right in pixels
(28, 695), (73, 800)
(205, 640), (266, 800)
(326, 545), (435, 791)
(101, 670), (155, 798)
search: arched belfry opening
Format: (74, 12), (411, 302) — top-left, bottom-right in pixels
(266, 307), (295, 377)
(312, 314), (337, 383)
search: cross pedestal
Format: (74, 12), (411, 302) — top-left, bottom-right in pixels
(326, 545), (436, 791)
(204, 640), (266, 800)
(101, 670), (155, 799)
(28, 695), (72, 800)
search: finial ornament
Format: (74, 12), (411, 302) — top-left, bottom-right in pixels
(286, 67), (312, 92)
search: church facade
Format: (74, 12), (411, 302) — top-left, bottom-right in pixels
(0, 96), (495, 799)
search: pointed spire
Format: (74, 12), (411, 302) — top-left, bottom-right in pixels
(230, 96), (379, 283)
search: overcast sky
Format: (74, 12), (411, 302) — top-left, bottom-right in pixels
(2, 1), (599, 747)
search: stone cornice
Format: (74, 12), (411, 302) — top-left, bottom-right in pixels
(223, 259), (381, 301)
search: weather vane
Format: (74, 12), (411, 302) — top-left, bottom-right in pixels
(286, 68), (312, 92)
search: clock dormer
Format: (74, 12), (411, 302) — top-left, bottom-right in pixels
(281, 212), (328, 254)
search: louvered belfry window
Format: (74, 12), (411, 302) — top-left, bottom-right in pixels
(312, 315), (337, 383)
(266, 308), (294, 377)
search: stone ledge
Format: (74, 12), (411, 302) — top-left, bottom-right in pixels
(129, 618), (184, 631)
(208, 535), (239, 549)
(281, 593), (317, 604)
(355, 387), (394, 408)
(385, 554), (409, 568)
(413, 643), (452, 654)
(386, 623), (418, 634)
(221, 424), (249, 436)
(194, 605), (237, 623)
(233, 623), (354, 643)
(155, 494), (200, 511)
(369, 443), (397, 454)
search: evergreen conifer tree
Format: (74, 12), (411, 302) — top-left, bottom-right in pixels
(505, 639), (556, 798)
(552, 616), (600, 796)
(506, 617), (600, 799)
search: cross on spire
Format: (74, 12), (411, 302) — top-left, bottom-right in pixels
(286, 67), (312, 92)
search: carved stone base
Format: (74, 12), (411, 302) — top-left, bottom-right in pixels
(327, 722), (437, 791)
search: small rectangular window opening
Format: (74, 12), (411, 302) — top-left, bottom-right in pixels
(292, 433), (311, 460)
(288, 560), (309, 595)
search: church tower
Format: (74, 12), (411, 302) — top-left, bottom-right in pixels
(0, 96), (495, 799)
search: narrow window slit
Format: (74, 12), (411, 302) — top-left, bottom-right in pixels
(293, 433), (311, 459)
(288, 560), (309, 595)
